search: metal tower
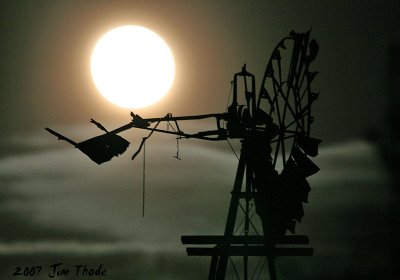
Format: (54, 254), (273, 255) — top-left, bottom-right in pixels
(46, 30), (321, 280)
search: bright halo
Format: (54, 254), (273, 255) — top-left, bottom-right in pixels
(90, 25), (175, 108)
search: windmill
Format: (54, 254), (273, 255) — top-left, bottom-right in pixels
(46, 30), (321, 280)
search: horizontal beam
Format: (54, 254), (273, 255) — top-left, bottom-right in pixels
(186, 246), (313, 257)
(143, 113), (228, 123)
(181, 235), (309, 245)
(109, 120), (227, 141)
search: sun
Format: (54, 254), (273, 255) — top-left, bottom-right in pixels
(90, 25), (175, 109)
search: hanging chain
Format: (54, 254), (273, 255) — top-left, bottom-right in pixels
(173, 137), (181, 160)
(142, 139), (146, 217)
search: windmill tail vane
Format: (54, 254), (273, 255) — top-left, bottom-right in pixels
(46, 30), (321, 280)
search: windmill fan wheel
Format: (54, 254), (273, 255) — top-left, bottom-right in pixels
(253, 30), (321, 240)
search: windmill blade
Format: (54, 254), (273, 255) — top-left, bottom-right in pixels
(291, 147), (320, 177)
(297, 135), (322, 157)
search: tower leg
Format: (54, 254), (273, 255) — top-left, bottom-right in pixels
(267, 256), (277, 280)
(212, 146), (248, 279)
(207, 140), (283, 280)
(208, 255), (218, 280)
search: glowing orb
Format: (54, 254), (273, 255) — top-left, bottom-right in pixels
(90, 25), (175, 108)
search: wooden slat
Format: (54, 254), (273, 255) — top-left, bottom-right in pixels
(186, 246), (313, 257)
(181, 235), (309, 245)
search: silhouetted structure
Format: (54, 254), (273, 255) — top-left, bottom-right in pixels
(46, 30), (320, 280)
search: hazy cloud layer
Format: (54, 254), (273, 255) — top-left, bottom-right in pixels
(0, 127), (397, 279)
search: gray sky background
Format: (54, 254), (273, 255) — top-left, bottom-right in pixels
(1, 1), (399, 279)
(1, 0), (399, 142)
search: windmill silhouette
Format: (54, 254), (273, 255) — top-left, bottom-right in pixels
(46, 30), (321, 280)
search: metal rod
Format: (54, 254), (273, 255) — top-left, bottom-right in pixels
(143, 113), (227, 123)
(267, 256), (277, 280)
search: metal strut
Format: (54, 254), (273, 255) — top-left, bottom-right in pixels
(142, 140), (146, 217)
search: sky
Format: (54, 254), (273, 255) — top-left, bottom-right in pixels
(1, 1), (400, 279)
